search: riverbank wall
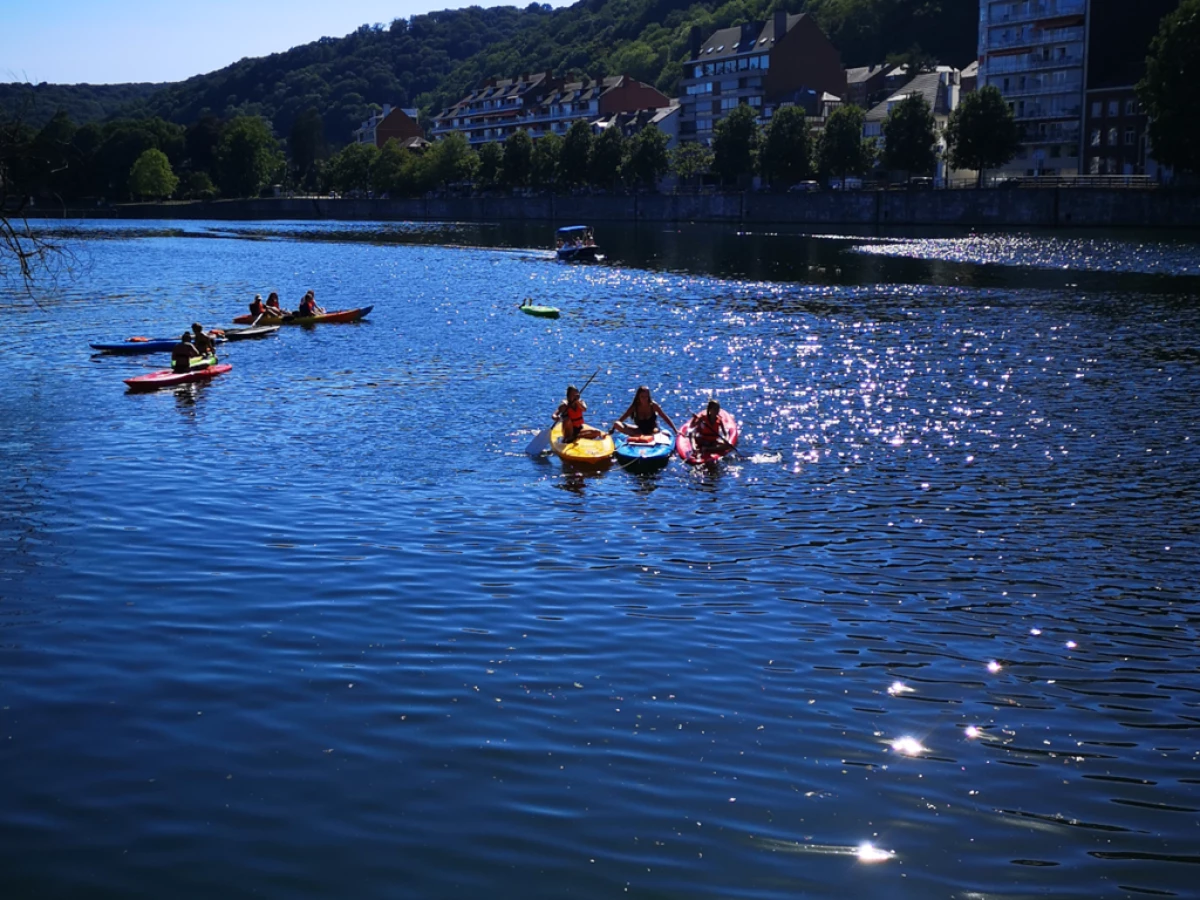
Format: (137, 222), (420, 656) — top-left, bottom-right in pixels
(35, 187), (1200, 229)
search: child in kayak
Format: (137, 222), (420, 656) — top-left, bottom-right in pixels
(171, 333), (200, 373)
(611, 386), (677, 436)
(265, 292), (289, 318)
(686, 399), (732, 454)
(296, 291), (325, 318)
(555, 384), (601, 443)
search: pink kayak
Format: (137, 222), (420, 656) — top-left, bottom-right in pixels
(232, 306), (372, 325)
(125, 362), (232, 391)
(675, 410), (739, 465)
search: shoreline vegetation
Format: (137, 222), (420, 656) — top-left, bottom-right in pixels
(25, 187), (1200, 229)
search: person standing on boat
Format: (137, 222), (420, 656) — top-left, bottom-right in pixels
(171, 332), (200, 373)
(555, 385), (601, 443)
(190, 323), (217, 357)
(611, 386), (677, 437)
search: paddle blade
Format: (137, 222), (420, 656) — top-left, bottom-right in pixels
(525, 425), (553, 457)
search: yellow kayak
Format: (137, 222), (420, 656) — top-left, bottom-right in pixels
(550, 423), (614, 464)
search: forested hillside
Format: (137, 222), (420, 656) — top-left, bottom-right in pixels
(0, 82), (163, 130)
(2, 0), (978, 146)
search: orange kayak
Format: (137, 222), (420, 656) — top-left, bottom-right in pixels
(232, 306), (372, 325)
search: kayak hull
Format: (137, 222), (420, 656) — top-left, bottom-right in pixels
(125, 362), (232, 391)
(676, 411), (739, 465)
(221, 325), (280, 340)
(613, 428), (675, 468)
(232, 306), (372, 325)
(557, 246), (600, 262)
(91, 338), (177, 354)
(520, 305), (560, 319)
(550, 423), (614, 465)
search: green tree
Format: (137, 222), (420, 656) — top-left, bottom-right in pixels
(372, 139), (420, 196)
(945, 86), (1020, 187)
(560, 120), (593, 188)
(30, 110), (77, 198)
(329, 141), (380, 193)
(671, 141), (714, 186)
(180, 170), (218, 200)
(185, 115), (224, 177)
(129, 148), (179, 200)
(589, 125), (627, 189)
(502, 129), (533, 188)
(759, 105), (812, 187)
(625, 124), (670, 190)
(816, 105), (873, 180)
(421, 132), (478, 190)
(477, 141), (503, 188)
(217, 116), (283, 197)
(711, 104), (761, 187)
(531, 132), (562, 189)
(882, 93), (937, 178)
(1138, 0), (1200, 174)
(289, 107), (327, 188)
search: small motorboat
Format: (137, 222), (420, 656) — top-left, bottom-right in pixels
(555, 225), (600, 262)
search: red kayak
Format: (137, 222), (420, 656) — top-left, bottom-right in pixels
(232, 305), (372, 325)
(676, 410), (739, 465)
(125, 362), (232, 391)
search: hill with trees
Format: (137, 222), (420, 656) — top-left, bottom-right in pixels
(3, 0), (980, 148)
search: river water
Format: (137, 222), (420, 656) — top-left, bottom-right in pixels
(2, 220), (1199, 899)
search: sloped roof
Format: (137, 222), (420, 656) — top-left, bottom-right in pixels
(847, 65), (888, 85)
(690, 13), (807, 63)
(865, 72), (951, 122)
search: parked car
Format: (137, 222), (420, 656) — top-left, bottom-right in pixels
(788, 181), (821, 193)
(908, 176), (934, 190)
(828, 176), (863, 191)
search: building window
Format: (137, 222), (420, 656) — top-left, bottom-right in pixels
(1089, 156), (1101, 174)
(1091, 101), (1101, 118)
(1050, 145), (1061, 158)
(1108, 127), (1118, 146)
(748, 96), (762, 107)
(1107, 157), (1117, 173)
(1125, 127), (1136, 146)
(1108, 100), (1119, 117)
(1091, 129), (1101, 147)
(1125, 99), (1137, 116)
(720, 97), (739, 111)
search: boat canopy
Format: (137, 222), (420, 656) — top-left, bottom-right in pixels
(556, 225), (589, 234)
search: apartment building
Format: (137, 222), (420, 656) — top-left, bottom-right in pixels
(430, 73), (671, 146)
(863, 68), (963, 180)
(677, 11), (845, 144)
(978, 0), (1089, 176)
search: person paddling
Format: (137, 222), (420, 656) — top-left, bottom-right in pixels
(264, 291), (289, 318)
(191, 322), (217, 357)
(296, 291), (325, 318)
(611, 385), (677, 437)
(554, 384), (601, 443)
(686, 399), (732, 454)
(171, 332), (200, 373)
(248, 294), (269, 323)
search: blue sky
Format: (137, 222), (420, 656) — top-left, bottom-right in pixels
(1, 0), (573, 85)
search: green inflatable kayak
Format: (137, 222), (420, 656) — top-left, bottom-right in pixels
(520, 303), (560, 319)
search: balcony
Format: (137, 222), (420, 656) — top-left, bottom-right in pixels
(989, 0), (1085, 25)
(996, 80), (1082, 99)
(987, 52), (1083, 75)
(986, 25), (1084, 50)
(1014, 104), (1081, 121)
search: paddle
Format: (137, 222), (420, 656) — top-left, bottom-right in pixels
(525, 368), (600, 457)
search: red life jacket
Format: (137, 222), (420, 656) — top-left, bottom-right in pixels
(695, 414), (724, 443)
(565, 403), (585, 429)
(250, 299), (265, 315)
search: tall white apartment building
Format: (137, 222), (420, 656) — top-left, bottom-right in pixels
(978, 0), (1088, 176)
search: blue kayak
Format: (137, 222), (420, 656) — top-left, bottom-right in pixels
(612, 428), (675, 468)
(91, 338), (177, 354)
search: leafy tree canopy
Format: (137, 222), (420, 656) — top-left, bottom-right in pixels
(882, 93), (937, 176)
(945, 85), (1019, 184)
(129, 148), (179, 199)
(815, 103), (872, 179)
(1138, 0), (1200, 175)
(711, 103), (760, 185)
(760, 104), (812, 186)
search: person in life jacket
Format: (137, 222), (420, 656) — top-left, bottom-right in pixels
(190, 323), (217, 357)
(171, 332), (201, 373)
(554, 384), (601, 443)
(687, 398), (731, 453)
(264, 291), (289, 318)
(297, 290), (325, 318)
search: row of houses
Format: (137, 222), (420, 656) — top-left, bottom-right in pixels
(353, 0), (1172, 181)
